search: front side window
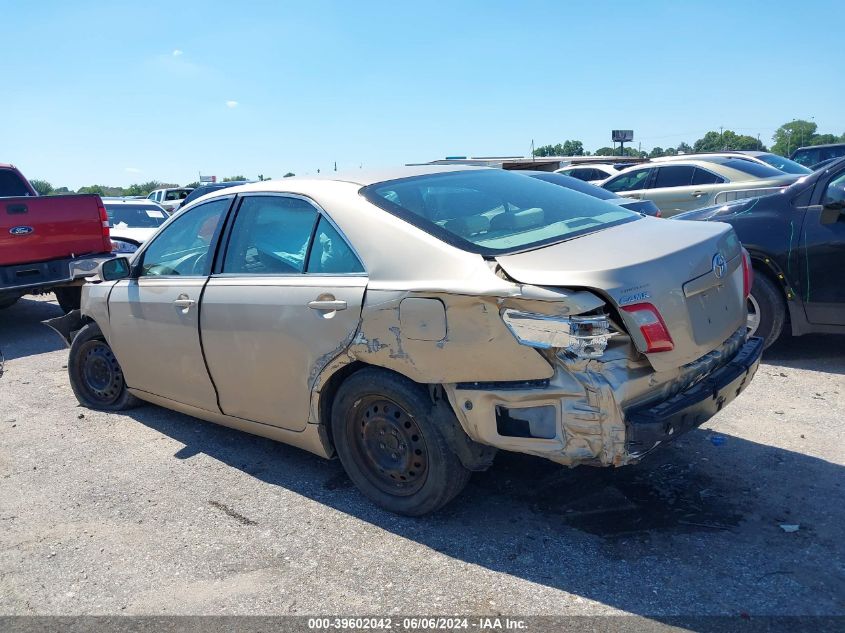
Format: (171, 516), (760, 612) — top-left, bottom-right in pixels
(222, 196), (318, 274)
(139, 198), (229, 277)
(822, 172), (845, 207)
(363, 169), (638, 256)
(653, 166), (695, 189)
(603, 168), (652, 193)
(306, 217), (365, 274)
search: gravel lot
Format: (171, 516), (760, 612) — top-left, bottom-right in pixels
(1, 295), (843, 617)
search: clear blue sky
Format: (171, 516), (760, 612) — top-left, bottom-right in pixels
(2, 0), (842, 189)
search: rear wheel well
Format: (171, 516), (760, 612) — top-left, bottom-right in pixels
(749, 257), (790, 322)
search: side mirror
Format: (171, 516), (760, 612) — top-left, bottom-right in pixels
(98, 257), (131, 282)
(821, 201), (845, 225)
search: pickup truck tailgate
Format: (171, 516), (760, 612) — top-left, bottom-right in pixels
(0, 195), (109, 266)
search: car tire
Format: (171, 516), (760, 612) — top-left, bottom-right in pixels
(68, 323), (141, 411)
(748, 272), (786, 349)
(54, 287), (82, 313)
(331, 368), (471, 516)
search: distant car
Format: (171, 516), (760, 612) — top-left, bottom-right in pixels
(790, 143), (845, 169)
(554, 163), (621, 184)
(147, 187), (194, 213)
(177, 181), (252, 210)
(675, 157), (845, 348)
(102, 198), (169, 255)
(601, 157), (799, 217)
(653, 151), (811, 175)
(521, 170), (661, 216)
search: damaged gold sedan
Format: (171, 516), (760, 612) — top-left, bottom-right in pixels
(49, 166), (763, 515)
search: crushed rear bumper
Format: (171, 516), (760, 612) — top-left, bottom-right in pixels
(0, 253), (111, 295)
(625, 336), (764, 455)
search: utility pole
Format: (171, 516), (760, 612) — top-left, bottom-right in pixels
(720, 126), (724, 150)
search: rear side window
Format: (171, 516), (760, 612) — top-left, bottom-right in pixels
(603, 168), (651, 192)
(306, 217), (365, 274)
(0, 169), (33, 196)
(222, 196), (318, 274)
(653, 166), (695, 188)
(692, 168), (726, 185)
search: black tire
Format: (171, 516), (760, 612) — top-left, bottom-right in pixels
(54, 287), (82, 313)
(748, 272), (786, 349)
(68, 323), (141, 411)
(331, 368), (471, 516)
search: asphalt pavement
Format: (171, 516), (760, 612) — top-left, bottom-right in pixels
(1, 296), (843, 619)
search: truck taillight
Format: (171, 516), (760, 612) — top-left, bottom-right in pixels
(98, 201), (111, 251)
(622, 302), (674, 353)
(741, 248), (753, 299)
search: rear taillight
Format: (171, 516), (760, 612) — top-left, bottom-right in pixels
(741, 248), (753, 299)
(655, 209), (662, 218)
(98, 200), (111, 252)
(622, 302), (674, 353)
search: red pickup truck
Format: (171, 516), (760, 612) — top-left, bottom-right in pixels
(0, 164), (114, 311)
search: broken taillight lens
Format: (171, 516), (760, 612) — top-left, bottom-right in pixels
(501, 309), (614, 359)
(621, 302), (674, 353)
(741, 247), (753, 299)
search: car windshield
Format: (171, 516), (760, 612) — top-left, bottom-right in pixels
(755, 154), (812, 175)
(362, 169), (639, 256)
(721, 158), (784, 178)
(105, 204), (168, 228)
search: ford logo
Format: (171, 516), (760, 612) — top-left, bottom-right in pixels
(9, 226), (34, 236)
(712, 253), (727, 279)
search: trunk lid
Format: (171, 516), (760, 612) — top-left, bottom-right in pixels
(0, 194), (108, 266)
(495, 216), (745, 371)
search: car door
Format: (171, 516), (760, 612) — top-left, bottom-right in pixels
(801, 170), (845, 325)
(106, 196), (233, 410)
(640, 165), (700, 215)
(200, 194), (367, 431)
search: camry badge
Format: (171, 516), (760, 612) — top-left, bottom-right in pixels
(9, 226), (34, 236)
(712, 253), (727, 279)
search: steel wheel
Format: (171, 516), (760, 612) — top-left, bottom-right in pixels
(78, 340), (126, 406)
(747, 294), (761, 337)
(349, 397), (429, 496)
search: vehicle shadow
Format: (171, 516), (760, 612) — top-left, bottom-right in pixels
(0, 297), (64, 362)
(762, 333), (845, 376)
(126, 405), (845, 619)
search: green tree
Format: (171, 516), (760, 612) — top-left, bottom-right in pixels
(593, 146), (615, 156)
(648, 147), (665, 158)
(771, 120), (817, 156)
(811, 134), (839, 146)
(29, 179), (54, 195)
(223, 175), (246, 182)
(53, 187), (70, 194)
(676, 142), (693, 154)
(693, 130), (763, 152)
(283, 172), (295, 178)
(533, 140), (584, 157)
(185, 181), (200, 188)
(77, 185), (106, 195)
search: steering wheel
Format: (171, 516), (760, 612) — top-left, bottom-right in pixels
(191, 252), (208, 275)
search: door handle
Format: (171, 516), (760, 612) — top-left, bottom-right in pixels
(308, 299), (347, 311)
(691, 191), (705, 198)
(173, 296), (196, 308)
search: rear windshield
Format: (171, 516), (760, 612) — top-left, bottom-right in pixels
(0, 169), (34, 197)
(164, 189), (192, 201)
(721, 158), (784, 178)
(361, 169), (639, 256)
(105, 204), (168, 228)
(755, 154), (811, 175)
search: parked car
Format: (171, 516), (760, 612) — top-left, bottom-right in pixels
(790, 143), (845, 169)
(0, 163), (113, 312)
(49, 166), (761, 516)
(521, 170), (661, 216)
(675, 158), (845, 348)
(176, 181), (252, 210)
(601, 157), (799, 217)
(554, 163), (621, 184)
(652, 151), (812, 175)
(147, 187), (194, 213)
(102, 198), (169, 254)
